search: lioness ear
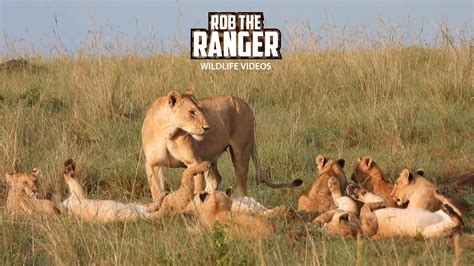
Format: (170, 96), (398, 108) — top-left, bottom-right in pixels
(337, 159), (345, 168)
(362, 156), (373, 169)
(32, 168), (40, 177)
(315, 155), (326, 170)
(400, 169), (413, 183)
(415, 168), (425, 176)
(184, 87), (194, 96)
(199, 192), (209, 202)
(225, 187), (232, 196)
(408, 172), (414, 183)
(167, 91), (180, 108)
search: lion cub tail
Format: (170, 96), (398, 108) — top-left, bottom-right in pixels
(251, 146), (303, 188)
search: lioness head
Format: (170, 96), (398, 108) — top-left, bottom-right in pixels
(390, 168), (424, 206)
(194, 188), (233, 217)
(322, 210), (360, 238)
(5, 168), (41, 198)
(167, 88), (209, 141)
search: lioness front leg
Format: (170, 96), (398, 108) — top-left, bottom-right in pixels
(145, 161), (167, 202)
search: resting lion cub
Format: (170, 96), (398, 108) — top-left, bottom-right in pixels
(61, 159), (160, 222)
(5, 169), (59, 216)
(154, 161), (211, 214)
(297, 155), (347, 213)
(312, 176), (359, 225)
(351, 156), (397, 207)
(193, 189), (273, 240)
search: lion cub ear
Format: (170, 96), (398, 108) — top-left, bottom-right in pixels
(167, 91), (181, 108)
(225, 187), (233, 197)
(339, 213), (349, 223)
(400, 169), (413, 184)
(361, 156), (373, 169)
(5, 172), (15, 185)
(337, 159), (345, 168)
(199, 192), (209, 202)
(184, 87), (194, 96)
(315, 155), (327, 170)
(31, 168), (40, 177)
(415, 168), (425, 176)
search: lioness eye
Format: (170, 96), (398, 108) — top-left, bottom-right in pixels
(189, 110), (196, 116)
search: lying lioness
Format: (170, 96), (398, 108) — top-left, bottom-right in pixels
(348, 186), (463, 239)
(5, 168), (59, 216)
(60, 159), (161, 222)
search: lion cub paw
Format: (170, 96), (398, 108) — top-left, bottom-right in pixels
(194, 161), (210, 173)
(63, 159), (76, 178)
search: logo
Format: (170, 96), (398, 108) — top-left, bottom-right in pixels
(191, 12), (282, 60)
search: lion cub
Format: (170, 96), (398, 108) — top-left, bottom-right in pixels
(351, 156), (397, 207)
(298, 155), (347, 213)
(61, 159), (159, 222)
(193, 189), (273, 240)
(312, 176), (359, 225)
(155, 161), (211, 214)
(5, 169), (59, 216)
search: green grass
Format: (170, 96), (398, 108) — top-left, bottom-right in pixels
(0, 42), (472, 264)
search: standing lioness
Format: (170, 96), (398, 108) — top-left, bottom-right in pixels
(142, 89), (302, 201)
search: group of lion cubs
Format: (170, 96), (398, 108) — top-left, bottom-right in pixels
(5, 154), (466, 241)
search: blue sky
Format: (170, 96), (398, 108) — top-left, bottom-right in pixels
(1, 1), (471, 55)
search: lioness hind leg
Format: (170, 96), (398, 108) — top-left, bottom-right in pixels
(229, 145), (251, 196)
(420, 204), (463, 238)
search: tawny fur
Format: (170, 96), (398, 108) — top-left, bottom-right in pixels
(322, 210), (361, 238)
(350, 186), (463, 239)
(297, 155), (347, 213)
(142, 88), (301, 200)
(312, 176), (359, 225)
(5, 169), (59, 216)
(231, 196), (288, 218)
(193, 190), (273, 240)
(391, 169), (441, 211)
(154, 161), (210, 214)
(351, 156), (397, 207)
(60, 159), (160, 223)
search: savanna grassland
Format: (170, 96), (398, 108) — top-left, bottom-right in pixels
(0, 27), (473, 265)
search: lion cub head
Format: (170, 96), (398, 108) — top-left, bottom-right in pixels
(390, 168), (425, 206)
(5, 168), (40, 198)
(194, 189), (233, 219)
(351, 156), (386, 184)
(323, 210), (360, 238)
(316, 155), (345, 177)
(166, 89), (210, 141)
